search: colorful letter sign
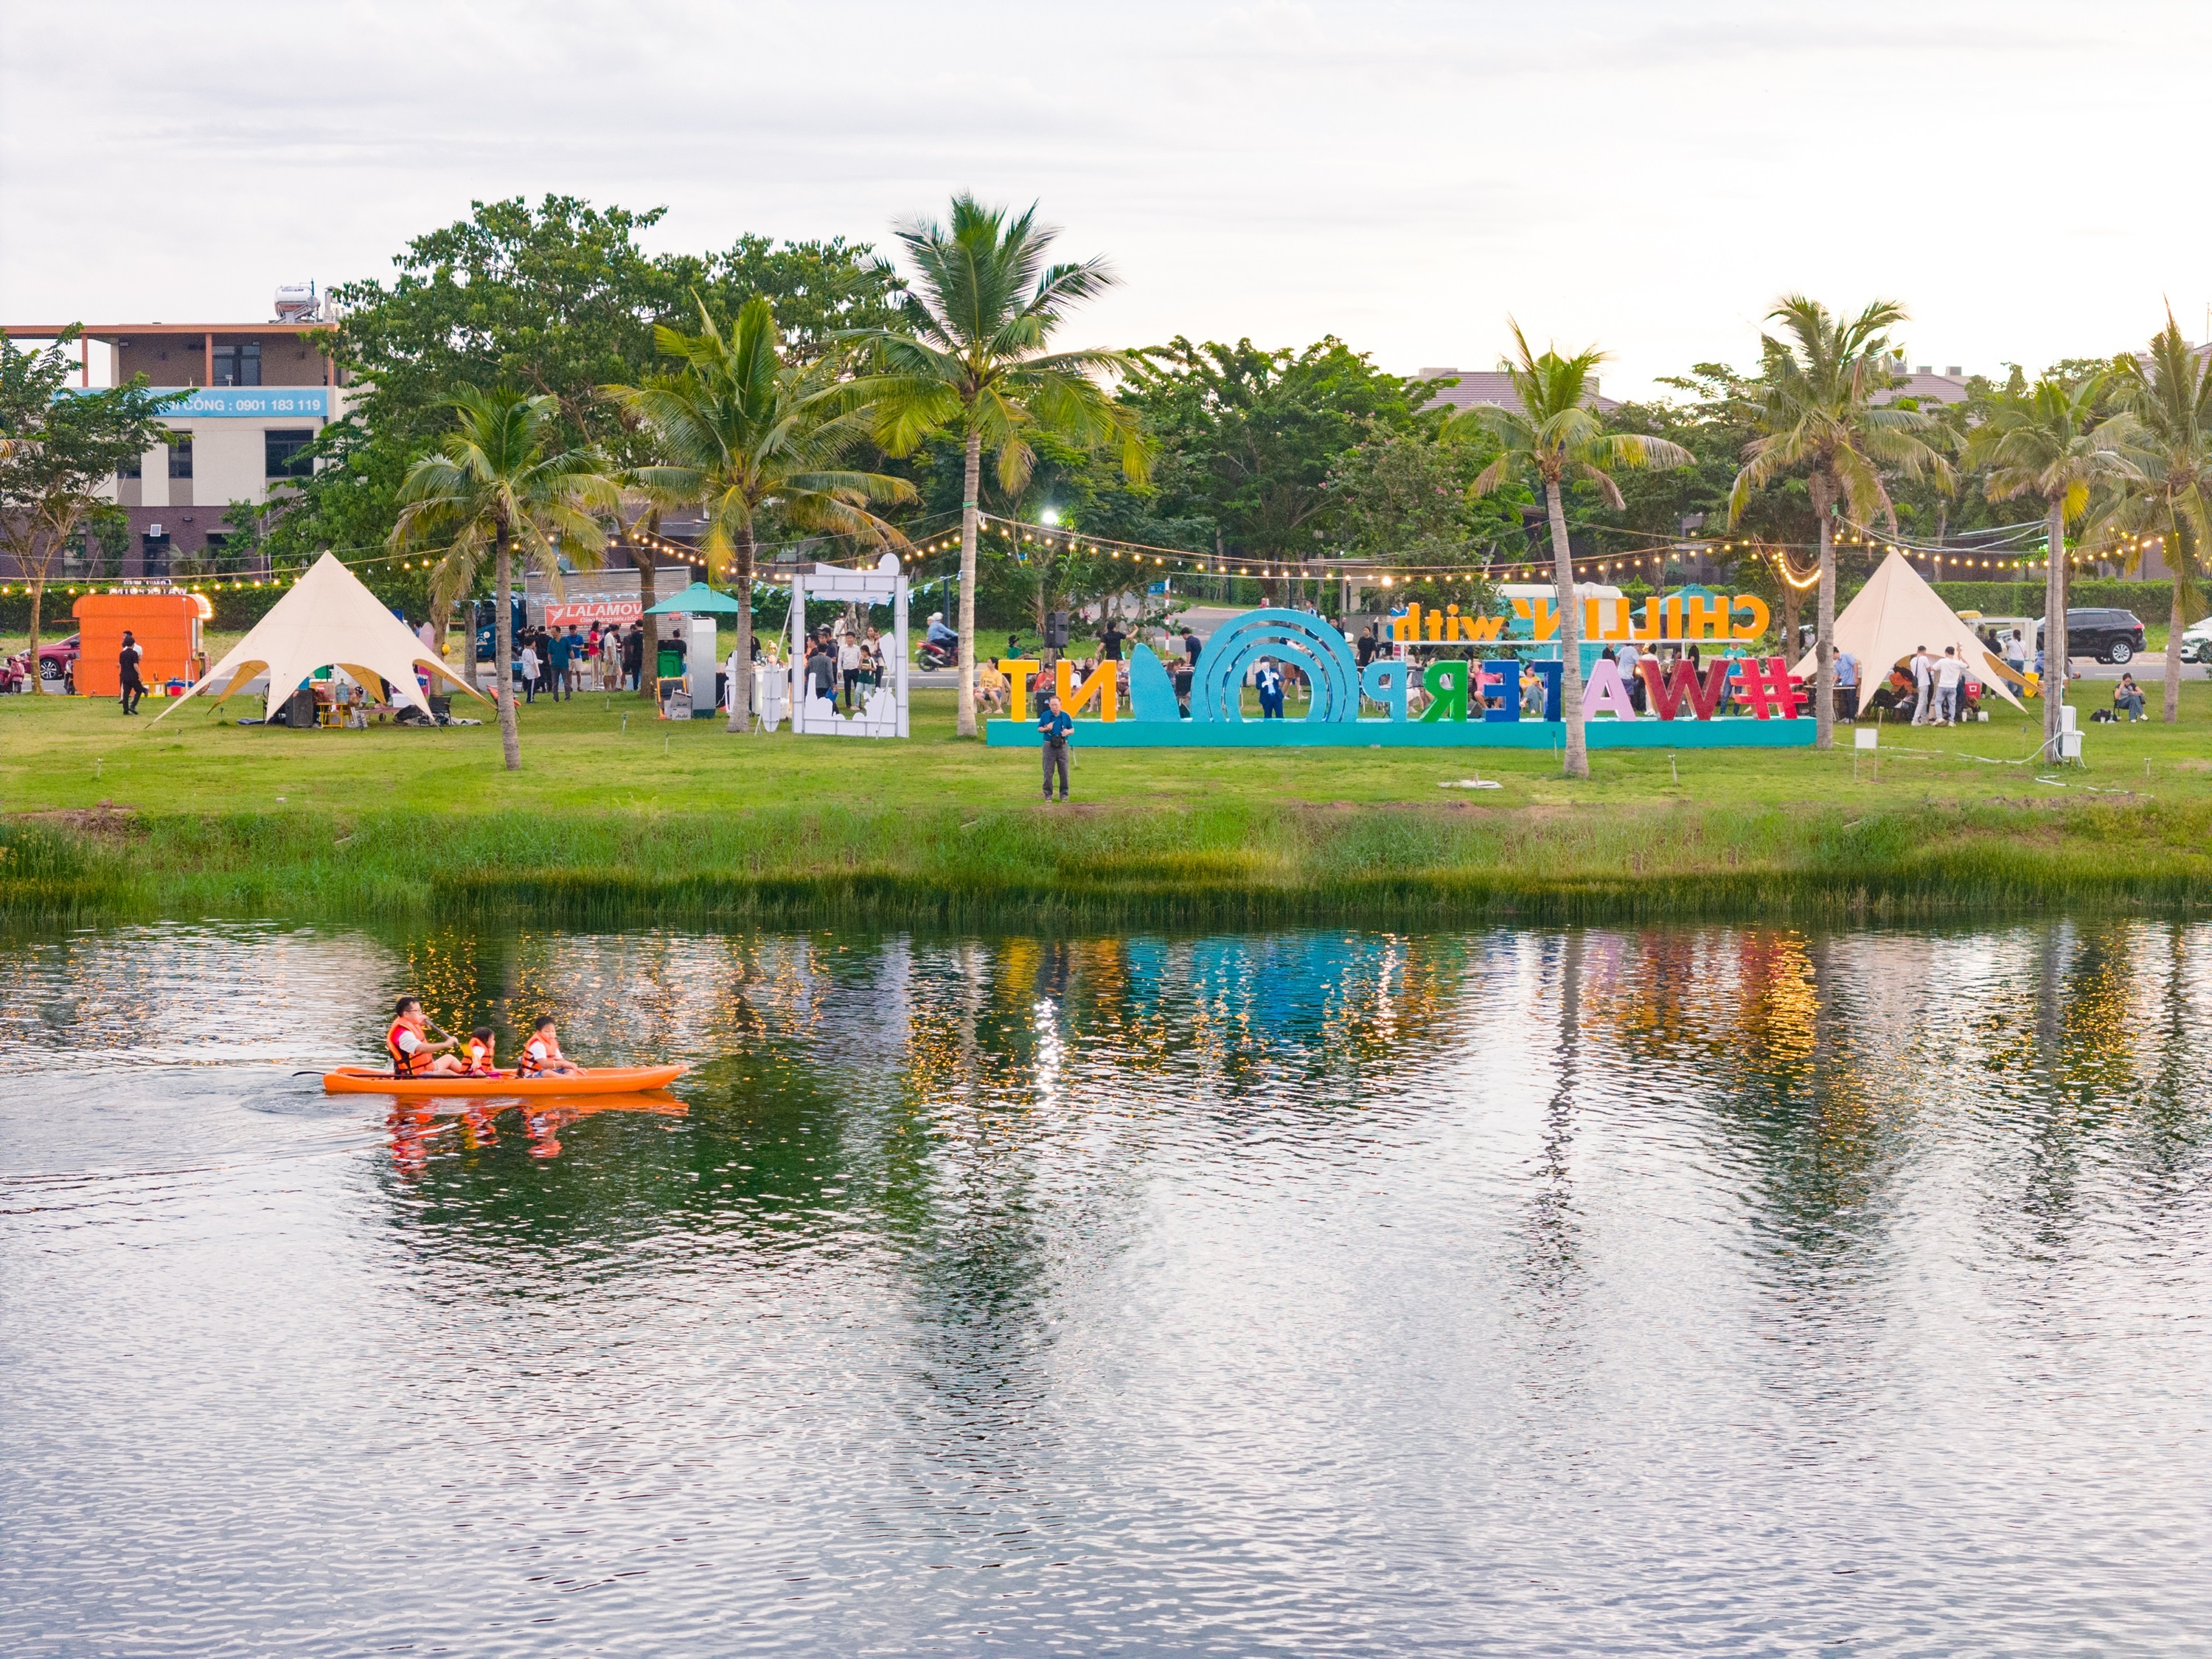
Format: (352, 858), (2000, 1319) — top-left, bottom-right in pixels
(984, 608), (1812, 749)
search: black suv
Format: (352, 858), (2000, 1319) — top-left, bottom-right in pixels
(2039, 608), (2146, 664)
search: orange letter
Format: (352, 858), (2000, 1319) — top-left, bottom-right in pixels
(1001, 659), (1039, 723)
(1731, 594), (1770, 641)
(1056, 656), (1117, 720)
(1683, 594), (1729, 639)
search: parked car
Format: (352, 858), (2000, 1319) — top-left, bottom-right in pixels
(38, 633), (80, 682)
(2177, 614), (2212, 665)
(2039, 608), (2146, 664)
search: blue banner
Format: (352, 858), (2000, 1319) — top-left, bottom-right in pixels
(63, 386), (330, 419)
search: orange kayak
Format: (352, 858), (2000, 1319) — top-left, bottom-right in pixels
(323, 1064), (688, 1096)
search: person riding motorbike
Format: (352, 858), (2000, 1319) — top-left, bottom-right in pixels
(920, 612), (959, 669)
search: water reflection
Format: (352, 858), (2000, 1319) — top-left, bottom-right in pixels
(2, 917), (2209, 1654)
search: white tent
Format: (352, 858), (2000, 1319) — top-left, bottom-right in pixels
(1791, 549), (2027, 712)
(153, 551), (484, 724)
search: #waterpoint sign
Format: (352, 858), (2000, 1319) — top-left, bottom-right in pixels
(985, 605), (1813, 750)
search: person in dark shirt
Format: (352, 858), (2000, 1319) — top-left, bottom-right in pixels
(1356, 625), (1377, 669)
(546, 629), (571, 701)
(622, 625), (644, 690)
(1037, 693), (1074, 801)
(1172, 658), (1194, 717)
(1254, 657), (1286, 719)
(1183, 627), (1202, 665)
(1099, 621), (1126, 661)
(117, 630), (145, 714)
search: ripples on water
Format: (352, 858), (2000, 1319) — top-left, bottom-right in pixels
(1, 920), (2208, 1655)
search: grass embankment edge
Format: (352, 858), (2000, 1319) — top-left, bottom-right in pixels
(4, 799), (2207, 932)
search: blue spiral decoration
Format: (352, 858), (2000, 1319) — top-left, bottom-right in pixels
(1188, 608), (1362, 723)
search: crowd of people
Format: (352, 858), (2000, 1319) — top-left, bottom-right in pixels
(798, 616), (891, 713)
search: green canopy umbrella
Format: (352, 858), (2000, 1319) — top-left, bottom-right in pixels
(642, 581), (744, 616)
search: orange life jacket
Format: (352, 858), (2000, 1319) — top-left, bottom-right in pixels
(386, 1018), (428, 1076)
(518, 1032), (565, 1074)
(464, 1036), (497, 1075)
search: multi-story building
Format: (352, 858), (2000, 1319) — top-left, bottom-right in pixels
(4, 293), (349, 578)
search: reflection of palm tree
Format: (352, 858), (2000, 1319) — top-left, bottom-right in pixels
(1512, 931), (1585, 1355)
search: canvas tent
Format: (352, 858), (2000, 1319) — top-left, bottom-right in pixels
(1791, 549), (2027, 712)
(153, 551), (484, 723)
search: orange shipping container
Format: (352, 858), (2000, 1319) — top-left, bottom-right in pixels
(73, 593), (209, 697)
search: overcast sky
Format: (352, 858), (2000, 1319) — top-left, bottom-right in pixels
(5, 0), (2205, 397)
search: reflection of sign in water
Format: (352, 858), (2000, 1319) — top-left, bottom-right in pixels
(985, 606), (1812, 749)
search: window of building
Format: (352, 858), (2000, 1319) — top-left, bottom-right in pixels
(265, 428), (315, 478)
(118, 451), (143, 480)
(212, 343), (262, 386)
(168, 437), (193, 479)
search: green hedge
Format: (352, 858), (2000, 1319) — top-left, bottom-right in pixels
(1922, 580), (2179, 619)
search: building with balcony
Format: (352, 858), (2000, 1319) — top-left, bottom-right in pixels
(3, 306), (349, 579)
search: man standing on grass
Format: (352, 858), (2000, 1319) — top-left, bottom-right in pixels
(1910, 645), (1934, 725)
(1834, 647), (1859, 723)
(1038, 692), (1074, 801)
(1100, 618), (1125, 663)
(116, 630), (144, 715)
(1255, 656), (1286, 719)
(1934, 646), (1964, 726)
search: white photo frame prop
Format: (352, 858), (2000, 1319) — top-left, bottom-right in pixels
(786, 554), (910, 739)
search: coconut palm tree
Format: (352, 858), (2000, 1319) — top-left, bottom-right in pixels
(1455, 324), (1691, 779)
(608, 296), (917, 730)
(392, 386), (620, 771)
(851, 195), (1151, 737)
(2098, 313), (2211, 723)
(1963, 375), (2138, 750)
(1728, 297), (1954, 749)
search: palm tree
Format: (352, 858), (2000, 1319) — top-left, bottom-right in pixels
(852, 196), (1151, 737)
(1963, 375), (2138, 751)
(392, 386), (620, 771)
(1456, 324), (1691, 779)
(1728, 297), (1953, 749)
(2098, 313), (2211, 723)
(608, 296), (917, 730)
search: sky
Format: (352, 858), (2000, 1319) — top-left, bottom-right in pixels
(5, 0), (2208, 398)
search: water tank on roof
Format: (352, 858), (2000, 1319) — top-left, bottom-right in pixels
(274, 282), (319, 323)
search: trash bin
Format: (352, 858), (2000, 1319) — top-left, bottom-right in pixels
(657, 643), (684, 680)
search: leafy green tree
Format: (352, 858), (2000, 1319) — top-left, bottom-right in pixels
(1325, 425), (1522, 619)
(271, 198), (903, 611)
(391, 387), (621, 770)
(2097, 314), (2212, 723)
(608, 297), (915, 728)
(1456, 325), (1691, 779)
(1728, 297), (1953, 749)
(853, 195), (1150, 737)
(0, 330), (182, 691)
(1129, 336), (1421, 603)
(1963, 375), (2138, 746)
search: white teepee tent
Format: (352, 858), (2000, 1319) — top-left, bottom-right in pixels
(153, 552), (484, 723)
(1792, 549), (2027, 712)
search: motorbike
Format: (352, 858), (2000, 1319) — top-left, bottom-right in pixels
(919, 636), (959, 670)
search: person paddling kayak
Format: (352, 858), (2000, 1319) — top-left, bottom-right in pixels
(386, 997), (467, 1078)
(518, 1017), (584, 1077)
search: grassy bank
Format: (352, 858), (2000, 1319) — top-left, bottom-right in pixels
(3, 684), (2207, 929)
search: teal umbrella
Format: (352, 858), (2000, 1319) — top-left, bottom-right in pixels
(642, 581), (744, 616)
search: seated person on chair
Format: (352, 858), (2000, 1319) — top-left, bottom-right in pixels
(387, 997), (466, 1077)
(518, 1016), (585, 1077)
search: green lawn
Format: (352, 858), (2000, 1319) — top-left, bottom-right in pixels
(2, 679), (2207, 929)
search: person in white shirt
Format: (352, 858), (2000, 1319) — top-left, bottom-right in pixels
(519, 641), (540, 703)
(1933, 646), (1966, 724)
(1909, 645), (1935, 724)
(838, 636), (863, 712)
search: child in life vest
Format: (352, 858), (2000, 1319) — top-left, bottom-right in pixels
(518, 1017), (584, 1077)
(461, 1026), (509, 1077)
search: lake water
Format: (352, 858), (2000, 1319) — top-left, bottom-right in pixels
(2, 919), (2208, 1655)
